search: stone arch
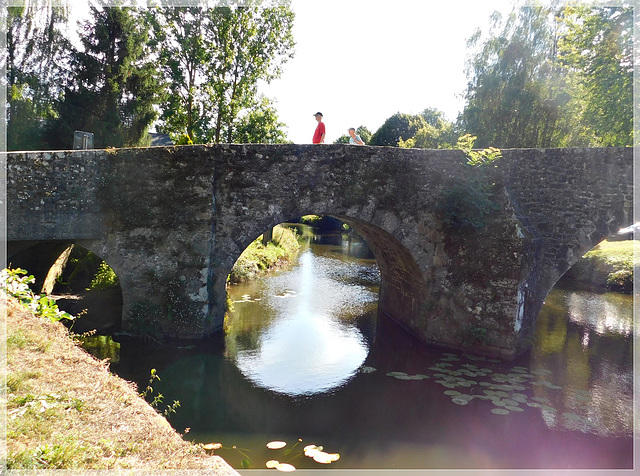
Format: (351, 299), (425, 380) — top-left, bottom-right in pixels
(212, 212), (429, 339)
(7, 239), (124, 333)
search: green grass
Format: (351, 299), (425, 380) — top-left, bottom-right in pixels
(229, 225), (300, 283)
(582, 240), (636, 293)
(584, 239), (636, 265)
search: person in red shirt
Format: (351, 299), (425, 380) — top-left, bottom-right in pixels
(312, 112), (325, 144)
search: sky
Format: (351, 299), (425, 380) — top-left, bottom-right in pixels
(64, 0), (518, 143)
(260, 0), (516, 144)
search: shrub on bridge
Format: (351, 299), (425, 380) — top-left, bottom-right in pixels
(441, 135), (502, 230)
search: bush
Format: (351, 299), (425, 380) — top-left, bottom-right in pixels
(1, 268), (74, 322)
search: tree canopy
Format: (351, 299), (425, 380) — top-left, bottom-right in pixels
(459, 3), (632, 148)
(148, 4), (295, 144)
(47, 6), (162, 149)
(6, 3), (295, 150)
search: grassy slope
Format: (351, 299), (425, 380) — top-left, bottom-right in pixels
(229, 224), (300, 283)
(561, 239), (636, 292)
(4, 294), (238, 473)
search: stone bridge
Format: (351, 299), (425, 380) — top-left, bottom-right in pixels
(5, 145), (633, 359)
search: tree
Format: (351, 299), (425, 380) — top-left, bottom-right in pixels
(558, 6), (633, 146)
(459, 3), (632, 148)
(369, 113), (427, 147)
(400, 108), (458, 149)
(460, 5), (568, 148)
(48, 6), (162, 149)
(234, 96), (289, 144)
(150, 3), (295, 144)
(7, 4), (71, 150)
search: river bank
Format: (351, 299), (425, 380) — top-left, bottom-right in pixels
(4, 294), (238, 473)
(557, 239), (635, 293)
(228, 224), (300, 283)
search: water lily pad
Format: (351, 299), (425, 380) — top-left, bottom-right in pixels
(267, 441), (287, 449)
(504, 405), (524, 412)
(266, 460), (280, 468)
(451, 397), (470, 405)
(386, 371), (408, 377)
(502, 399), (519, 406)
(491, 408), (510, 415)
(487, 359), (502, 363)
(276, 462), (296, 472)
(527, 402), (542, 408)
(312, 451), (340, 464)
(531, 396), (550, 403)
(491, 400), (507, 407)
(493, 391), (509, 398)
(202, 443), (222, 450)
(479, 381), (493, 387)
(441, 383), (458, 388)
(361, 366), (377, 373)
(393, 375), (413, 380)
(410, 374), (430, 380)
(444, 390), (461, 396)
(511, 393), (528, 403)
(454, 394), (474, 401)
(540, 405), (557, 413)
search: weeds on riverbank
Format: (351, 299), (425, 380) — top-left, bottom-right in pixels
(1, 268), (74, 322)
(4, 295), (237, 472)
(229, 225), (300, 283)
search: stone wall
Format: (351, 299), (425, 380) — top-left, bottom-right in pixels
(6, 145), (633, 358)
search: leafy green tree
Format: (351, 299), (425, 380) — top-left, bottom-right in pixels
(146, 6), (208, 143)
(399, 108), (458, 149)
(369, 113), (427, 147)
(460, 5), (569, 148)
(7, 4), (71, 150)
(558, 6), (632, 146)
(234, 97), (289, 144)
(48, 6), (162, 149)
(460, 3), (632, 148)
(150, 4), (294, 144)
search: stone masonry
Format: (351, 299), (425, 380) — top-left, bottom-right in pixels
(5, 145), (633, 359)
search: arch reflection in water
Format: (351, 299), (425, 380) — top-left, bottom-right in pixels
(226, 248), (379, 396)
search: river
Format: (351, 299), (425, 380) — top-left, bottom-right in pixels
(85, 224), (633, 471)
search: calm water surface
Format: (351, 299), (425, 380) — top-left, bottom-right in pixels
(101, 228), (633, 471)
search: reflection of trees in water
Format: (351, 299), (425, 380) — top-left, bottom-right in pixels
(566, 291), (633, 336)
(530, 289), (632, 436)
